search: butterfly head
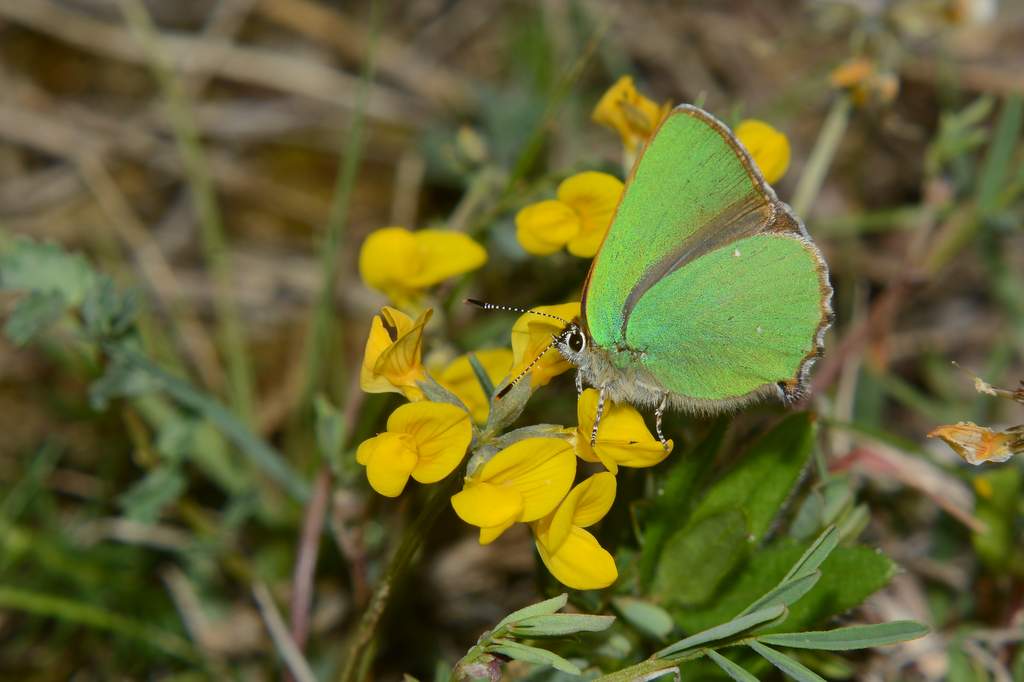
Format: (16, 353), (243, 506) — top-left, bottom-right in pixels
(554, 323), (588, 364)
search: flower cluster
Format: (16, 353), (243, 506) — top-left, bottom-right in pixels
(353, 76), (791, 591)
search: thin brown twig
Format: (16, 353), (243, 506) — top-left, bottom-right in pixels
(288, 468), (332, 652)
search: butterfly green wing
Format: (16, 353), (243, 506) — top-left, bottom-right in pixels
(582, 104), (831, 405)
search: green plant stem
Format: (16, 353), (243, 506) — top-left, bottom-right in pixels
(301, 0), (383, 413)
(118, 0), (254, 426)
(791, 95), (852, 217)
(339, 471), (462, 682)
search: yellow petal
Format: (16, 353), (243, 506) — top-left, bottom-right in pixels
(358, 227), (422, 303)
(476, 437), (576, 522)
(510, 302), (580, 389)
(479, 520), (516, 545)
(591, 75), (670, 154)
(542, 472), (617, 553)
(536, 526), (618, 590)
(735, 119), (790, 185)
(385, 401), (473, 483)
(436, 348), (513, 423)
(407, 229), (488, 288)
(451, 481), (523, 529)
(361, 432), (418, 497)
(575, 388), (672, 470)
(515, 200), (580, 256)
(360, 307), (432, 401)
(558, 172), (623, 259)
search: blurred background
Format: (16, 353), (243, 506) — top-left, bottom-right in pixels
(1, 0), (1023, 679)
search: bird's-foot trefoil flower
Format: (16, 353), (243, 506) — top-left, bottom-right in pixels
(515, 172), (623, 258)
(929, 422), (1024, 465)
(735, 119), (791, 185)
(451, 437), (576, 544)
(436, 348), (513, 424)
(592, 75), (671, 157)
(533, 472), (618, 590)
(360, 306), (432, 401)
(510, 302), (580, 390)
(356, 401), (472, 497)
(575, 388), (672, 474)
(359, 226), (487, 306)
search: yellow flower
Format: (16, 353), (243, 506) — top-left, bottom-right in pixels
(360, 307), (432, 401)
(515, 172), (623, 258)
(359, 226), (487, 306)
(575, 388), (672, 474)
(928, 422), (1024, 465)
(592, 75), (671, 154)
(533, 473), (618, 590)
(829, 57), (899, 107)
(510, 302), (580, 390)
(451, 437), (576, 544)
(735, 119), (791, 185)
(436, 348), (514, 424)
(356, 402), (472, 497)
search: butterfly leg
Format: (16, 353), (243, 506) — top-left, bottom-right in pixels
(575, 370), (584, 397)
(590, 385), (607, 447)
(655, 394), (670, 451)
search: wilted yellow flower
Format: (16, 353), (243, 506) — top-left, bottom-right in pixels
(451, 437), (576, 544)
(592, 75), (671, 154)
(436, 348), (513, 424)
(533, 473), (618, 590)
(360, 307), (431, 401)
(515, 172), (623, 258)
(735, 119), (791, 185)
(928, 422), (1024, 465)
(575, 388), (671, 474)
(510, 302), (580, 390)
(356, 402), (472, 497)
(829, 57), (899, 107)
(359, 226), (487, 306)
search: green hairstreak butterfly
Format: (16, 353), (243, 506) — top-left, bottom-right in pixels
(476, 104), (832, 446)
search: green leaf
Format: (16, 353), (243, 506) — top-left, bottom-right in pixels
(467, 352), (495, 399)
(675, 543), (897, 635)
(740, 526), (838, 616)
(782, 526), (839, 584)
(611, 596), (674, 639)
(485, 376), (532, 434)
(494, 594), (567, 631)
(688, 413), (814, 544)
(118, 466), (187, 524)
(639, 417), (728, 586)
(740, 572), (821, 618)
(977, 95), (1023, 213)
(707, 650), (759, 682)
(90, 352), (164, 409)
(4, 291), (66, 345)
(81, 276), (136, 340)
(653, 508), (749, 606)
(508, 613), (615, 637)
(484, 640), (580, 674)
(756, 621), (929, 651)
(0, 238), (97, 305)
(655, 604), (786, 659)
(314, 394), (346, 466)
(749, 642), (825, 682)
(418, 375), (469, 412)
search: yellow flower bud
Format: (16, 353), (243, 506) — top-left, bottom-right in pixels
(356, 401), (472, 497)
(359, 226), (487, 306)
(360, 306), (432, 401)
(735, 119), (791, 185)
(509, 302), (580, 390)
(574, 388), (671, 474)
(436, 348), (513, 424)
(451, 437), (576, 545)
(533, 473), (618, 590)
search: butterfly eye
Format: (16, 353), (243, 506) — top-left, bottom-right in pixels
(568, 330), (585, 353)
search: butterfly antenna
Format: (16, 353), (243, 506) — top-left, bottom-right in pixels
(495, 335), (560, 400)
(465, 298), (571, 325)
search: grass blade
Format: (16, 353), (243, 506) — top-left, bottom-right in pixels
(749, 642), (826, 682)
(707, 649), (759, 682)
(655, 604), (786, 659)
(756, 621), (930, 651)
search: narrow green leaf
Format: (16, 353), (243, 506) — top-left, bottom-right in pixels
(494, 594), (567, 631)
(749, 642), (826, 682)
(314, 394), (346, 465)
(741, 571), (821, 617)
(467, 352), (495, 399)
(756, 621), (929, 651)
(977, 95), (1023, 213)
(783, 526), (840, 583)
(612, 596), (674, 638)
(508, 613), (614, 637)
(655, 604), (786, 659)
(485, 641), (580, 674)
(118, 466), (187, 524)
(707, 650), (759, 682)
